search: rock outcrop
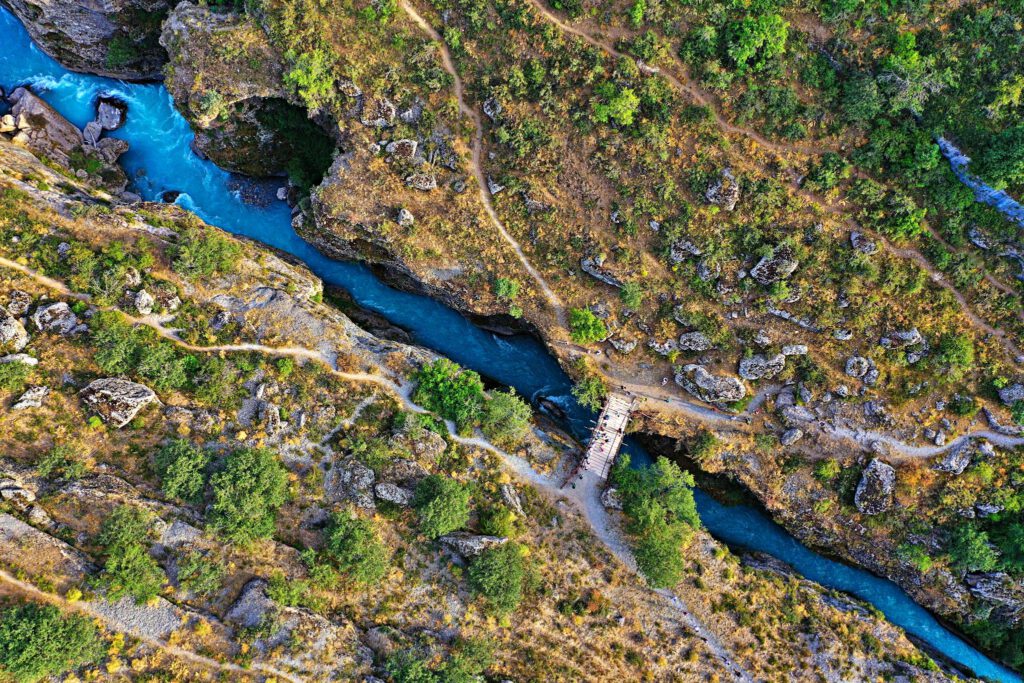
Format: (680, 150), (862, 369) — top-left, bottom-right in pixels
(79, 377), (158, 427)
(737, 353), (786, 381)
(439, 532), (508, 558)
(1, 0), (170, 78)
(750, 245), (799, 285)
(675, 364), (746, 404)
(854, 459), (896, 515)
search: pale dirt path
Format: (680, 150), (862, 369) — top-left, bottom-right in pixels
(400, 0), (568, 329)
(0, 568), (305, 683)
(523, 0), (1024, 365)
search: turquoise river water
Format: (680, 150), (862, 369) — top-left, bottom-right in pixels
(0, 9), (1019, 681)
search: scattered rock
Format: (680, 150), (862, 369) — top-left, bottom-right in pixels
(486, 177), (505, 195)
(880, 328), (923, 349)
(5, 291), (31, 316)
(396, 208), (415, 228)
(133, 290), (154, 316)
(609, 338), (637, 354)
(704, 168), (740, 211)
(385, 139), (417, 159)
(405, 173), (437, 191)
(997, 383), (1024, 407)
(439, 532), (508, 558)
(500, 484), (524, 517)
(324, 457), (375, 509)
(0, 354), (38, 366)
(482, 97), (502, 122)
(601, 487), (623, 510)
(675, 365), (746, 404)
(678, 331), (713, 352)
(849, 231), (877, 254)
(845, 356), (869, 378)
(781, 344), (808, 356)
(79, 378), (158, 428)
(382, 458), (430, 487)
(11, 385), (49, 410)
(374, 482), (413, 506)
(0, 306), (29, 352)
(580, 256), (623, 288)
(780, 428), (803, 446)
(750, 246), (799, 285)
(854, 459), (896, 515)
(934, 440), (980, 476)
(31, 302), (80, 335)
(738, 353), (786, 381)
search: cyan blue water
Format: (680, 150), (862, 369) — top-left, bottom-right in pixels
(1, 9), (1019, 681)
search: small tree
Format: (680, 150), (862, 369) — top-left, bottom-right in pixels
(0, 603), (104, 683)
(324, 509), (391, 585)
(934, 333), (975, 369)
(208, 447), (288, 545)
(154, 439), (209, 504)
(412, 475), (471, 539)
(468, 542), (528, 614)
(947, 524), (999, 572)
(413, 359), (485, 431)
(619, 282), (643, 311)
(569, 308), (608, 344)
(95, 506), (165, 603)
(481, 389), (532, 448)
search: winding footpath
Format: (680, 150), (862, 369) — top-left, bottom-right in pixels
(400, 0), (568, 329)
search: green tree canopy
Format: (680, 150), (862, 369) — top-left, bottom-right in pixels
(154, 439), (210, 504)
(95, 505), (165, 603)
(413, 359), (485, 431)
(0, 603), (104, 683)
(412, 475), (471, 539)
(481, 389), (532, 448)
(324, 509), (391, 585)
(208, 447), (288, 545)
(569, 308), (608, 344)
(468, 542), (529, 614)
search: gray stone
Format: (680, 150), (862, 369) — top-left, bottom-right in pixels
(934, 440), (977, 475)
(225, 579), (274, 629)
(738, 353), (786, 381)
(31, 302), (79, 335)
(580, 257), (623, 288)
(374, 482), (413, 506)
(965, 573), (1024, 625)
(325, 457), (376, 509)
(675, 365), (746, 404)
(483, 97), (502, 122)
(750, 246), (798, 285)
(96, 97), (127, 131)
(678, 331), (713, 352)
(849, 231), (877, 254)
(854, 459), (896, 515)
(780, 428), (803, 446)
(5, 291), (31, 316)
(998, 383), (1024, 407)
(439, 532), (508, 558)
(11, 385), (49, 410)
(83, 120), (102, 146)
(385, 139), (417, 159)
(609, 338), (637, 354)
(79, 378), (158, 428)
(397, 208), (415, 228)
(781, 344), (808, 356)
(500, 484), (524, 517)
(405, 173), (437, 191)
(600, 487), (623, 510)
(880, 328), (924, 349)
(360, 96), (396, 128)
(845, 356), (869, 378)
(0, 354), (38, 366)
(0, 306), (29, 352)
(704, 168), (740, 211)
(133, 289), (154, 316)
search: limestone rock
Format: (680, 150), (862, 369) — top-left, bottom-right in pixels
(738, 353), (786, 381)
(7, 88), (83, 165)
(79, 378), (158, 428)
(845, 356), (869, 378)
(0, 306), (29, 352)
(965, 573), (1024, 625)
(31, 302), (79, 335)
(382, 458), (431, 486)
(439, 532), (508, 558)
(361, 97), (396, 128)
(854, 459), (896, 515)
(0, 354), (38, 366)
(96, 97), (127, 130)
(749, 246), (798, 285)
(385, 139), (417, 159)
(500, 484), (525, 517)
(11, 385), (49, 410)
(5, 291), (31, 316)
(998, 383), (1024, 406)
(849, 231), (877, 254)
(675, 365), (746, 404)
(133, 289), (154, 316)
(678, 331), (713, 352)
(324, 458), (375, 509)
(780, 428), (804, 446)
(782, 344), (807, 356)
(374, 482), (413, 506)
(397, 208), (414, 228)
(225, 579), (274, 629)
(580, 256), (623, 288)
(405, 173), (437, 191)
(704, 168), (740, 211)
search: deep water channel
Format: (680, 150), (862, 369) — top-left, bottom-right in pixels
(0, 9), (1019, 681)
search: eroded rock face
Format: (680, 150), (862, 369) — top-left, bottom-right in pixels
(439, 532), (507, 558)
(79, 378), (158, 427)
(0, 306), (29, 352)
(7, 88), (83, 165)
(2, 0), (170, 78)
(855, 459), (896, 515)
(749, 246), (798, 285)
(965, 573), (1024, 625)
(675, 364), (746, 404)
(738, 353), (786, 381)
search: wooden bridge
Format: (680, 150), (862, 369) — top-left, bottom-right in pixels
(563, 393), (635, 486)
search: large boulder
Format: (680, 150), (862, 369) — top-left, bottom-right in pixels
(79, 378), (158, 427)
(675, 365), (746, 404)
(854, 459), (896, 515)
(374, 482), (413, 506)
(324, 457), (375, 509)
(737, 353), (786, 381)
(704, 168), (740, 211)
(96, 97), (128, 131)
(998, 383), (1024, 407)
(11, 385), (49, 410)
(749, 246), (799, 285)
(439, 532), (508, 558)
(678, 331), (713, 352)
(7, 88), (83, 165)
(0, 306), (29, 352)
(31, 302), (80, 335)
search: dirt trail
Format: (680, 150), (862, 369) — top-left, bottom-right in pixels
(400, 0), (568, 329)
(0, 568), (305, 683)
(525, 0), (1024, 365)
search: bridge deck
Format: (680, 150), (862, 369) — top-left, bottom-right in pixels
(580, 393), (634, 480)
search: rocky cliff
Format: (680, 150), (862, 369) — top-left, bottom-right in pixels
(1, 0), (169, 79)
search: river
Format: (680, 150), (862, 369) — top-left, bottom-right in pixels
(0, 8), (1019, 681)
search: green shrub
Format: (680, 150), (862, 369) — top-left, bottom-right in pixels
(413, 359), (485, 431)
(208, 447), (288, 545)
(619, 282), (644, 310)
(480, 389), (532, 448)
(612, 456), (700, 588)
(154, 439), (210, 504)
(170, 225), (241, 278)
(105, 36), (139, 68)
(813, 459), (841, 483)
(934, 333), (975, 369)
(947, 523), (999, 572)
(323, 509), (391, 585)
(468, 542), (528, 614)
(95, 506), (165, 603)
(0, 361), (31, 392)
(0, 603), (104, 683)
(36, 444), (87, 481)
(412, 475), (470, 539)
(176, 551), (225, 596)
(569, 308), (608, 344)
(493, 277), (520, 301)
